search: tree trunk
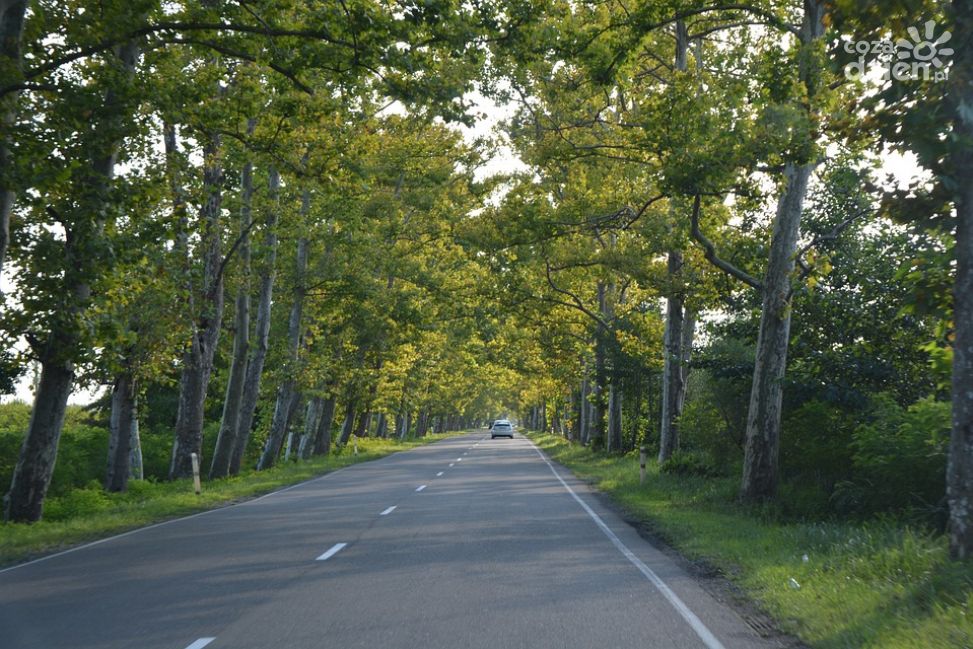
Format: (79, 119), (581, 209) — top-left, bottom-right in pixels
(299, 397), (322, 460)
(257, 230), (308, 470)
(129, 403), (143, 481)
(105, 371), (137, 492)
(375, 412), (388, 438)
(229, 166), (280, 475)
(415, 408), (429, 438)
(4, 361), (72, 521)
(947, 0), (973, 560)
(4, 37), (139, 522)
(630, 369), (642, 452)
(354, 409), (372, 438)
(659, 274), (685, 463)
(397, 409), (412, 441)
(0, 0), (27, 274)
(740, 162), (813, 500)
(338, 399), (357, 446)
(607, 383), (623, 452)
(170, 128), (225, 480)
(570, 387), (581, 442)
(312, 395), (336, 456)
(210, 119), (255, 478)
(679, 309), (696, 413)
(740, 0), (823, 502)
(580, 373), (591, 445)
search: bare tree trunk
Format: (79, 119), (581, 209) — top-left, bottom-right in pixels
(229, 166), (279, 475)
(313, 395), (336, 456)
(338, 399), (357, 446)
(948, 0), (973, 560)
(170, 128), (225, 480)
(415, 408), (429, 438)
(658, 24), (690, 463)
(607, 383), (623, 452)
(0, 0), (27, 273)
(740, 0), (824, 502)
(592, 284), (609, 447)
(677, 310), (696, 416)
(129, 403), (142, 481)
(659, 285), (685, 463)
(375, 412), (388, 438)
(299, 397), (322, 460)
(4, 361), (72, 521)
(257, 182), (309, 469)
(210, 119), (255, 478)
(740, 162), (813, 500)
(397, 409), (412, 441)
(630, 369), (642, 451)
(105, 371), (137, 492)
(4, 37), (139, 522)
(580, 372), (591, 445)
(257, 231), (309, 470)
(570, 387), (581, 442)
(354, 409), (372, 438)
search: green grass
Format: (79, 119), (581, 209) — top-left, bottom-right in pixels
(0, 433), (461, 568)
(529, 432), (973, 649)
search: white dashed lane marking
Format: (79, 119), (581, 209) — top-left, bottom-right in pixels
(316, 543), (348, 561)
(184, 638), (215, 649)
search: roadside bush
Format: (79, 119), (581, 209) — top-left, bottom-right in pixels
(43, 483), (113, 521)
(833, 395), (949, 524)
(0, 402), (109, 496)
(48, 423), (110, 496)
(661, 450), (723, 478)
(781, 399), (857, 495)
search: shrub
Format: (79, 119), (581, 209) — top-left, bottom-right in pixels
(833, 395), (949, 524)
(43, 484), (113, 521)
(661, 450), (723, 478)
(781, 399), (857, 494)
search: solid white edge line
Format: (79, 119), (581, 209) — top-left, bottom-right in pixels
(379, 506), (397, 516)
(184, 638), (216, 649)
(316, 542), (348, 561)
(415, 485), (427, 492)
(527, 440), (727, 649)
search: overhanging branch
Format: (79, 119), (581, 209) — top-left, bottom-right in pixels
(689, 194), (763, 291)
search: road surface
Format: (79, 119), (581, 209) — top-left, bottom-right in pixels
(0, 433), (779, 649)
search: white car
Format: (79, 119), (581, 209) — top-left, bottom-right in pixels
(490, 420), (514, 439)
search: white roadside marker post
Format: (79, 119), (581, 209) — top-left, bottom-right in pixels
(191, 452), (202, 495)
(353, 434), (358, 456)
(639, 446), (647, 485)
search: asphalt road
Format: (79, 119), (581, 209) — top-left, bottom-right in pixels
(0, 433), (778, 649)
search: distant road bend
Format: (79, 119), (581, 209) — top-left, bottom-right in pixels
(0, 433), (778, 649)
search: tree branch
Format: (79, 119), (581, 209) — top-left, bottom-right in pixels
(545, 259), (611, 331)
(689, 194), (763, 291)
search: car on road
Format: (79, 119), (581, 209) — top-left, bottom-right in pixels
(490, 420), (514, 439)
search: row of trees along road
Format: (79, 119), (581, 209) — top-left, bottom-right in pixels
(1, 1), (973, 561)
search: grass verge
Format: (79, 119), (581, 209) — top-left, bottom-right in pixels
(528, 431), (973, 649)
(0, 433), (462, 568)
